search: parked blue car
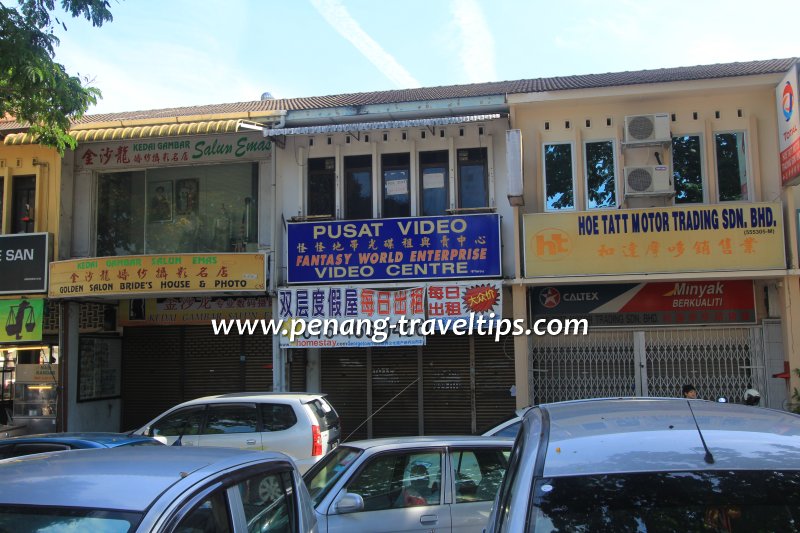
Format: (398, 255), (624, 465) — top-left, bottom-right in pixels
(0, 432), (162, 459)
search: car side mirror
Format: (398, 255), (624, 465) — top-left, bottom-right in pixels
(335, 493), (365, 515)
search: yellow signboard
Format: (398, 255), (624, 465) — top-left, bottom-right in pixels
(49, 253), (266, 298)
(524, 203), (785, 277)
(119, 296), (272, 326)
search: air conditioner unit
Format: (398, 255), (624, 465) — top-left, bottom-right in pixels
(624, 113), (671, 143)
(624, 166), (673, 195)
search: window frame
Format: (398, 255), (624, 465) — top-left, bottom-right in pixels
(456, 147), (489, 209)
(583, 139), (619, 210)
(713, 129), (751, 202)
(671, 133), (707, 204)
(543, 141), (576, 212)
(418, 150), (450, 217)
(381, 152), (411, 218)
(307, 157), (336, 218)
(343, 154), (374, 220)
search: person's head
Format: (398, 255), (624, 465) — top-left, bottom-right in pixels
(682, 384), (698, 399)
(409, 464), (429, 490)
(744, 388), (761, 406)
(155, 186), (165, 195)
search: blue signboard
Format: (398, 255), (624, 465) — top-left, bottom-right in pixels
(288, 214), (501, 283)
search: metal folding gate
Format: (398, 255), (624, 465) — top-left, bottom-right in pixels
(529, 325), (774, 406)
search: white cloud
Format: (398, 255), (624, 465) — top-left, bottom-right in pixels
(450, 0), (496, 82)
(310, 0), (420, 88)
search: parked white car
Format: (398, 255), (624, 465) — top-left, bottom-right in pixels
(303, 435), (513, 532)
(134, 392), (340, 473)
(481, 407), (530, 438)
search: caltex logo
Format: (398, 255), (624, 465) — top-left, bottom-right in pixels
(783, 81), (794, 122)
(539, 287), (561, 308)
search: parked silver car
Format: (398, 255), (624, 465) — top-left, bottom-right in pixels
(303, 435), (513, 532)
(486, 397), (800, 532)
(133, 392), (340, 473)
(0, 446), (317, 532)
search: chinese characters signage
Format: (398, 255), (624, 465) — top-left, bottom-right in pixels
(777, 64), (800, 186)
(276, 281), (503, 348)
(77, 337), (121, 402)
(531, 281), (756, 327)
(119, 296), (272, 326)
(524, 203), (784, 277)
(0, 233), (50, 294)
(277, 286), (426, 348)
(49, 253), (266, 298)
(74, 133), (271, 171)
(287, 214), (501, 283)
(0, 298), (44, 343)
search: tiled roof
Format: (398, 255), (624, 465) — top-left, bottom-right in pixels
(1, 57), (796, 131)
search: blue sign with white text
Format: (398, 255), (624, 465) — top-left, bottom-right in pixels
(287, 214), (501, 283)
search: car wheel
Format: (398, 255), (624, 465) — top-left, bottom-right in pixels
(256, 476), (282, 504)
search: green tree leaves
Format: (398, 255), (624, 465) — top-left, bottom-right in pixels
(1, 0), (113, 153)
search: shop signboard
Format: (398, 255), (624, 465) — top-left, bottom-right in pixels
(0, 233), (50, 294)
(427, 280), (502, 330)
(531, 280), (756, 327)
(49, 253), (266, 298)
(74, 132), (272, 171)
(277, 286), (426, 348)
(0, 298), (44, 343)
(524, 203), (785, 277)
(119, 296), (272, 326)
(287, 214), (501, 283)
(777, 63), (800, 186)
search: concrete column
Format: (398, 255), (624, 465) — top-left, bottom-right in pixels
(512, 283), (530, 409)
(306, 348), (321, 392)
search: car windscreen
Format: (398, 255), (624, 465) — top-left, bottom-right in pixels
(529, 470), (800, 532)
(303, 445), (362, 507)
(0, 505), (142, 533)
(306, 398), (339, 432)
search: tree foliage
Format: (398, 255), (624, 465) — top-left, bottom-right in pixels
(0, 0), (113, 154)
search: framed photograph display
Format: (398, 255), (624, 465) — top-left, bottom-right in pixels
(77, 337), (122, 402)
(148, 180), (173, 222)
(176, 178), (199, 215)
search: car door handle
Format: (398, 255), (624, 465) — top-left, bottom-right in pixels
(420, 515), (438, 525)
(246, 439), (257, 445)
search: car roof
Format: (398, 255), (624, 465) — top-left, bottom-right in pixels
(183, 392), (327, 404)
(342, 435), (515, 450)
(530, 397), (800, 477)
(0, 446), (292, 511)
(0, 432), (159, 448)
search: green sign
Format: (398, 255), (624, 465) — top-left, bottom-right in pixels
(0, 299), (44, 343)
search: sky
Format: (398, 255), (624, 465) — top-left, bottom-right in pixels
(44, 0), (800, 116)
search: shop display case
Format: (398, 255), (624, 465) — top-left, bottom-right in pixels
(13, 363), (57, 434)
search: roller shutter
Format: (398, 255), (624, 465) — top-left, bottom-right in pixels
(121, 327), (182, 430)
(474, 333), (516, 433)
(371, 346), (420, 438)
(422, 334), (472, 434)
(289, 349), (307, 392)
(321, 348), (368, 442)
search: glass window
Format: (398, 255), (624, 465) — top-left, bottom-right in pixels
(530, 471), (800, 533)
(150, 406), (205, 437)
(381, 153), (410, 218)
(345, 451), (442, 512)
(457, 148), (488, 209)
(237, 470), (296, 533)
(584, 141), (616, 209)
(307, 157), (335, 217)
(544, 143), (574, 210)
(494, 420), (521, 438)
(304, 446), (363, 507)
(344, 155), (372, 220)
(174, 490), (232, 533)
(452, 448), (510, 503)
(419, 150), (449, 216)
(260, 404), (297, 432)
(715, 131), (749, 201)
(0, 506), (140, 533)
(204, 404), (258, 434)
(11, 175), (36, 234)
(672, 135), (704, 204)
(96, 162), (258, 255)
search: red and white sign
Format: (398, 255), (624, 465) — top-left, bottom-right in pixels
(777, 64), (800, 186)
